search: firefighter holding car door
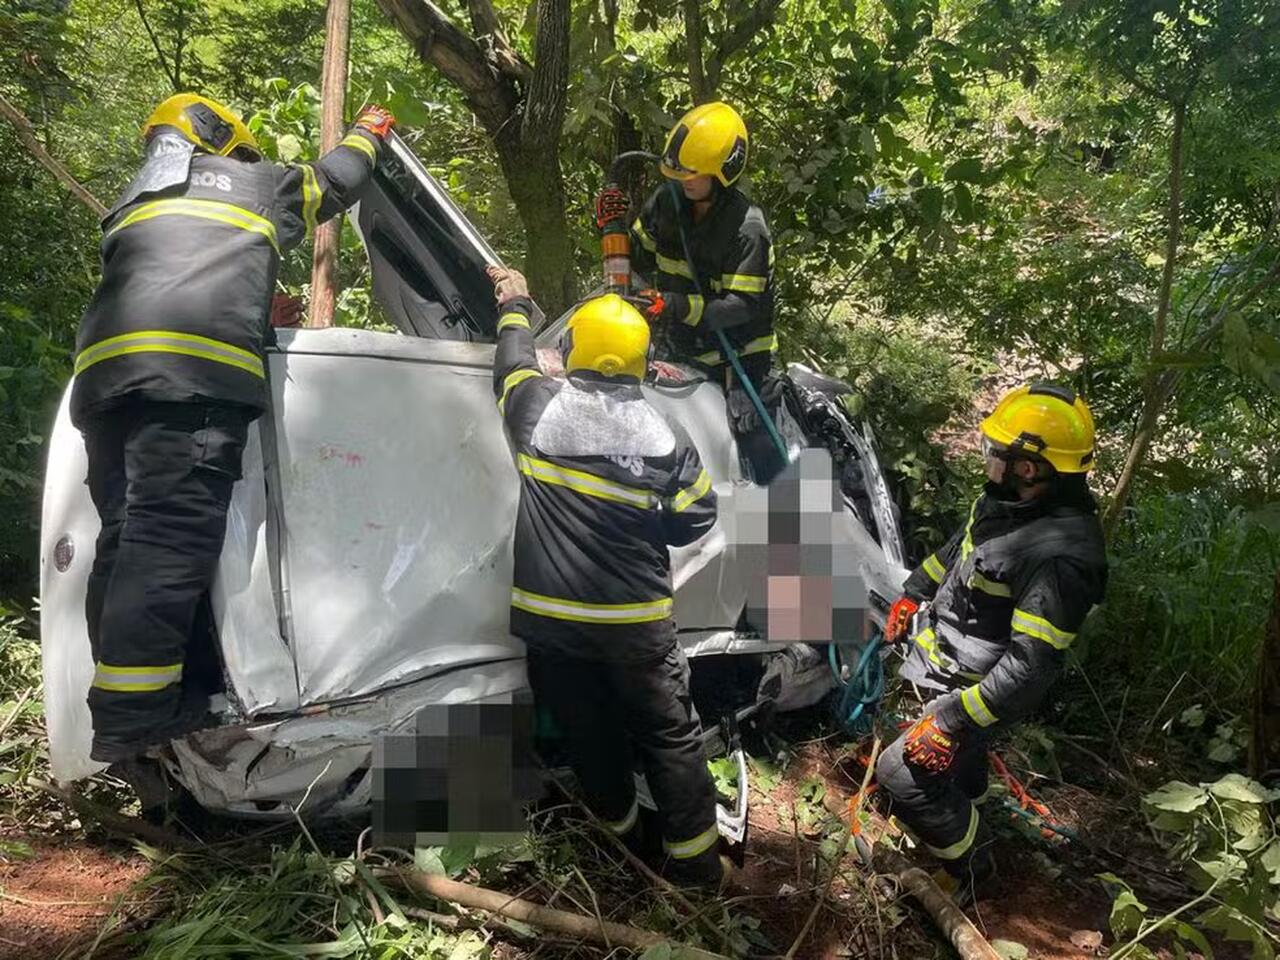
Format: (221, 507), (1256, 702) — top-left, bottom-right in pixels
(596, 101), (786, 484)
(487, 265), (726, 888)
(73, 93), (395, 763)
(875, 383), (1108, 902)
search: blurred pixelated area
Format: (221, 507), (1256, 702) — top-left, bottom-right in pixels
(373, 695), (541, 848)
(725, 448), (873, 644)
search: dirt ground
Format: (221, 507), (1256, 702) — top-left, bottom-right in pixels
(0, 835), (149, 960)
(0, 743), (1226, 959)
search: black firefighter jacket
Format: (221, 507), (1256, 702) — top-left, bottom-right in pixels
(899, 480), (1108, 736)
(493, 296), (718, 663)
(630, 183), (775, 379)
(71, 125), (382, 426)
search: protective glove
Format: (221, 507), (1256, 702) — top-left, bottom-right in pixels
(626, 289), (667, 323)
(903, 713), (958, 773)
(884, 595), (919, 645)
(353, 105), (396, 139)
(595, 186), (629, 231)
(269, 293), (304, 329)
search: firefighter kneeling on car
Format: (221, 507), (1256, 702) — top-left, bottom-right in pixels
(876, 383), (1108, 903)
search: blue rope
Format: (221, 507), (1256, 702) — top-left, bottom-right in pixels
(828, 632), (885, 736)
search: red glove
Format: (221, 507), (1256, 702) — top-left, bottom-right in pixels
(903, 714), (958, 773)
(627, 289), (666, 323)
(596, 186), (629, 231)
(884, 596), (919, 645)
(353, 105), (396, 139)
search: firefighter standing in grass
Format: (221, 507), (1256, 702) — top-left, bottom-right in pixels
(488, 265), (726, 887)
(596, 102), (785, 483)
(74, 94), (395, 762)
(876, 383), (1108, 901)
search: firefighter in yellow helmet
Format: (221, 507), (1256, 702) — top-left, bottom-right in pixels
(487, 266), (725, 887)
(596, 102), (784, 483)
(74, 93), (396, 763)
(876, 383), (1107, 903)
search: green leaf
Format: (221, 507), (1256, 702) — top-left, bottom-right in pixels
(1260, 840), (1280, 883)
(1198, 904), (1275, 959)
(1146, 781), (1209, 813)
(944, 157), (985, 183)
(414, 847), (446, 875)
(1180, 704), (1207, 728)
(1194, 854), (1248, 885)
(859, 125), (877, 157)
(1173, 921), (1215, 958)
(917, 186), (944, 225)
(276, 133), (303, 162)
(640, 944), (673, 960)
(992, 939), (1029, 959)
(1207, 774), (1280, 804)
(1220, 800), (1268, 851)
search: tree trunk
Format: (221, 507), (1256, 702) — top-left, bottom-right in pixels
(502, 145), (575, 315)
(682, 0), (711, 103)
(1103, 100), (1186, 537)
(1249, 571), (1280, 781)
(308, 0), (352, 329)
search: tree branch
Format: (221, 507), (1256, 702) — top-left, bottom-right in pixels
(682, 0), (710, 103)
(521, 0), (569, 153)
(466, 0), (533, 86)
(374, 0), (516, 133)
(0, 91), (107, 218)
(132, 0), (180, 91)
(705, 0), (784, 93)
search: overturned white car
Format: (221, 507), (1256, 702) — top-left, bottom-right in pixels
(40, 133), (908, 818)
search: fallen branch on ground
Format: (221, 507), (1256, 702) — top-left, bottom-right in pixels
(33, 779), (199, 852)
(874, 846), (1001, 960)
(386, 867), (730, 960)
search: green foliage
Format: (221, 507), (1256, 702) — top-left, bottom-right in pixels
(1099, 773), (1280, 959)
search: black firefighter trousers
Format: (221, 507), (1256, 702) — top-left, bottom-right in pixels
(875, 704), (992, 878)
(81, 401), (250, 759)
(526, 644), (721, 881)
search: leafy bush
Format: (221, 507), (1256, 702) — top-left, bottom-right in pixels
(1081, 492), (1279, 713)
(1100, 773), (1280, 959)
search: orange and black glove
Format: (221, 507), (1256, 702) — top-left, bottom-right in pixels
(595, 186), (629, 232)
(627, 289), (667, 324)
(354, 104), (396, 139)
(903, 714), (958, 773)
(884, 596), (919, 645)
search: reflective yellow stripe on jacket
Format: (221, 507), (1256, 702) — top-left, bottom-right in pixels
(92, 662), (183, 693)
(922, 553), (947, 584)
(928, 804), (979, 860)
(693, 333), (777, 366)
(670, 469), (711, 513)
(75, 330), (265, 379)
(720, 273), (768, 294)
(960, 684), (998, 727)
(517, 454), (657, 509)
(300, 164), (322, 233)
(497, 311), (530, 332)
(339, 132), (377, 162)
(663, 823), (720, 859)
(498, 369), (541, 414)
(107, 198), (280, 253)
(1011, 608), (1076, 649)
(510, 588), (672, 624)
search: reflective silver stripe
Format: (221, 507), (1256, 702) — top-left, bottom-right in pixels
(75, 330), (265, 379)
(656, 252), (694, 280)
(92, 662), (182, 693)
(517, 454), (656, 508)
(497, 312), (530, 331)
(720, 272), (768, 294)
(928, 803), (979, 860)
(670, 469), (711, 513)
(922, 554), (946, 583)
(498, 368), (541, 413)
(339, 132), (377, 162)
(1011, 608), (1075, 650)
(683, 294), (705, 326)
(510, 588), (672, 624)
(664, 822), (719, 859)
(604, 799), (639, 835)
(960, 685), (998, 727)
(970, 571), (1011, 598)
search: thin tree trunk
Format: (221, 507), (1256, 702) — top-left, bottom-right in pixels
(0, 92), (107, 218)
(502, 146), (575, 315)
(1103, 100), (1187, 537)
(682, 0), (711, 103)
(1249, 571), (1280, 781)
(307, 0), (351, 329)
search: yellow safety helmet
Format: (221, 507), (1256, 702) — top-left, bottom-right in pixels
(980, 383), (1096, 474)
(660, 101), (749, 187)
(143, 93), (261, 160)
(560, 294), (651, 380)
